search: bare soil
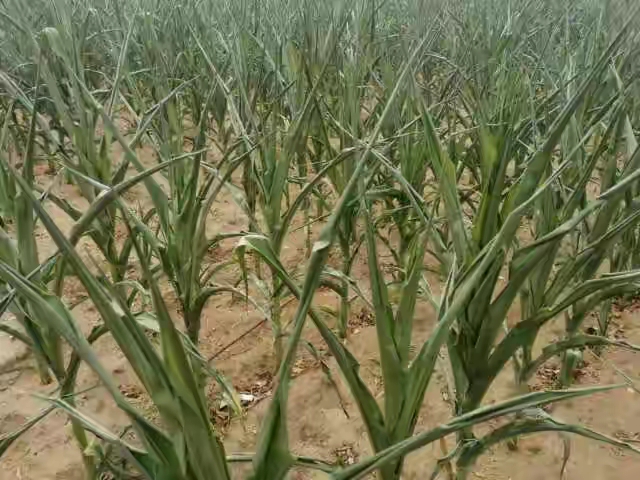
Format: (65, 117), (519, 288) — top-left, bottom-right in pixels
(2, 154), (640, 479)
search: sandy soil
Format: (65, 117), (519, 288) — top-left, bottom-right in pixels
(1, 149), (640, 480)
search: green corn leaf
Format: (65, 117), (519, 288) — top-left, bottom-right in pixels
(333, 385), (624, 480)
(2, 159), (209, 478)
(472, 128), (509, 249)
(520, 335), (640, 383)
(276, 148), (356, 251)
(47, 398), (160, 480)
(0, 262), (182, 472)
(471, 205), (597, 368)
(468, 271), (640, 407)
(362, 196), (403, 450)
(421, 104), (471, 262)
(124, 213), (232, 480)
(67, 155), (191, 247)
(456, 410), (640, 479)
(0, 226), (18, 269)
(134, 311), (243, 417)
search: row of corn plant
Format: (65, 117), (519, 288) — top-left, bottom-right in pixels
(4, 47), (638, 480)
(239, 7), (640, 479)
(2, 0), (640, 479)
(1, 1), (250, 474)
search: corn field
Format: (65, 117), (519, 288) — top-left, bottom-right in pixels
(1, 0), (640, 478)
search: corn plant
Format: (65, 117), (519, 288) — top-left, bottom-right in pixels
(195, 12), (363, 362)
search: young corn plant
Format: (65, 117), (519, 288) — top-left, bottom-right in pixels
(321, 10), (374, 338)
(1, 10), (247, 474)
(128, 28), (246, 346)
(35, 25), (132, 284)
(0, 80), (64, 385)
(0, 104), (17, 226)
(201, 15), (358, 362)
(1, 8), (143, 299)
